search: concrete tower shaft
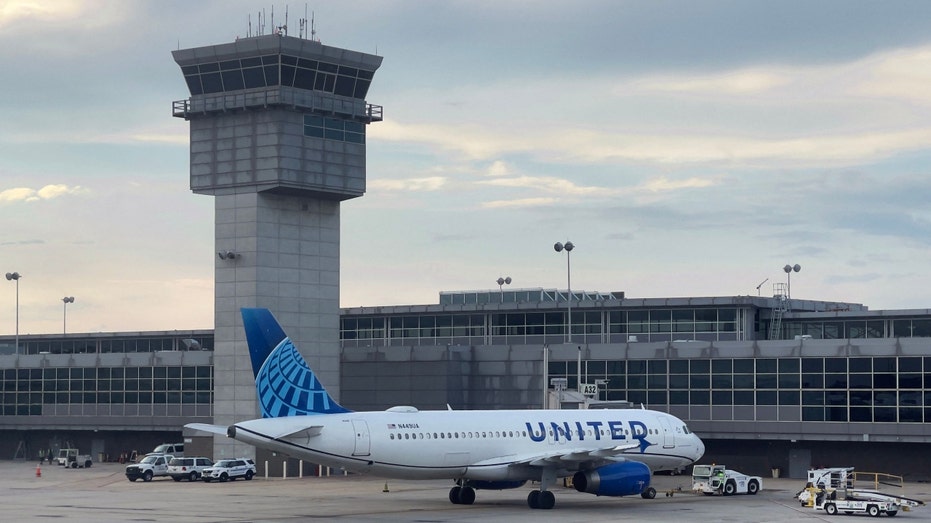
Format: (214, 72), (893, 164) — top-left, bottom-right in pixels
(172, 33), (382, 461)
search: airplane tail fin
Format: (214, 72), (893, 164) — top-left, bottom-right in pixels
(241, 308), (350, 417)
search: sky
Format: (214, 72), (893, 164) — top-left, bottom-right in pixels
(3, 1), (931, 334)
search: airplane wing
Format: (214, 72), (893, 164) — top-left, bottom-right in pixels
(185, 423), (228, 435)
(185, 421), (324, 440)
(470, 442), (642, 470)
(518, 442), (641, 467)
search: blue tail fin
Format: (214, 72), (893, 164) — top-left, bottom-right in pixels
(241, 308), (350, 417)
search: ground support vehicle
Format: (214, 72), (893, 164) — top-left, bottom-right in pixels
(168, 457), (213, 482)
(125, 454), (173, 482)
(202, 458), (256, 482)
(799, 467), (924, 515)
(816, 492), (900, 517)
(56, 448), (92, 468)
(691, 464), (762, 496)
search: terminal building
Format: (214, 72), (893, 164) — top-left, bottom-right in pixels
(2, 289), (931, 479)
(2, 28), (930, 480)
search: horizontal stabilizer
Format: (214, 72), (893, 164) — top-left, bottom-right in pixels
(185, 423), (228, 436)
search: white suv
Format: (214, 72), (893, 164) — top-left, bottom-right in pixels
(168, 456), (213, 482)
(202, 458), (256, 482)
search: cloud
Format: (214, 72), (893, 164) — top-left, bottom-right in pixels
(486, 160), (511, 177)
(0, 184), (87, 203)
(369, 177), (447, 192)
(0, 0), (121, 31)
(639, 176), (719, 192)
(481, 197), (558, 209)
(478, 176), (606, 196)
(628, 70), (791, 95)
(0, 239), (44, 246)
(374, 43), (931, 170)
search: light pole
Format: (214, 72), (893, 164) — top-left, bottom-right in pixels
(62, 296), (75, 334)
(5, 272), (20, 354)
(783, 264), (801, 313)
(554, 241), (574, 343)
(783, 264), (801, 299)
(496, 276), (511, 303)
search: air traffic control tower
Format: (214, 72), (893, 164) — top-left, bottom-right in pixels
(172, 34), (382, 459)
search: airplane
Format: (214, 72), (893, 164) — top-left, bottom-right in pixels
(187, 308), (705, 510)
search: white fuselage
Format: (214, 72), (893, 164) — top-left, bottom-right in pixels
(231, 408), (704, 481)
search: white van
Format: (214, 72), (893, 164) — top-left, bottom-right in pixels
(151, 443), (184, 457)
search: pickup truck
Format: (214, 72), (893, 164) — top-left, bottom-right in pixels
(125, 454), (173, 482)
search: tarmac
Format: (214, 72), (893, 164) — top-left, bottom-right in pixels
(7, 460), (931, 522)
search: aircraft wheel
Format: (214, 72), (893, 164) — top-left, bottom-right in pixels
(527, 490), (540, 509)
(458, 486), (475, 505)
(539, 491), (555, 510)
(641, 487), (657, 499)
(449, 486), (462, 504)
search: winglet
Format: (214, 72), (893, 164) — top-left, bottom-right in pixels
(241, 308), (351, 417)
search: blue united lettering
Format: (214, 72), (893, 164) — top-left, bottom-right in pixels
(523, 419), (649, 443)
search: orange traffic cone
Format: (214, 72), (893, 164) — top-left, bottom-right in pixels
(36, 464), (41, 477)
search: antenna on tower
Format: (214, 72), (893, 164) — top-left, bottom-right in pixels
(299, 3), (308, 39)
(311, 11), (318, 42)
(276, 5), (288, 36)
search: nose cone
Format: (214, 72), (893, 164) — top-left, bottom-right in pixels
(694, 436), (705, 461)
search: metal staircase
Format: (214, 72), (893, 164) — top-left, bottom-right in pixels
(769, 283), (789, 340)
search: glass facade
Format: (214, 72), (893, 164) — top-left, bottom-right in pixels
(303, 115), (365, 144)
(549, 356), (931, 424)
(4, 334), (213, 356)
(340, 307), (744, 347)
(0, 365), (213, 416)
(180, 54), (375, 99)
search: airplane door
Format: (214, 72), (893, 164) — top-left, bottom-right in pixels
(658, 416), (675, 449)
(351, 420), (371, 456)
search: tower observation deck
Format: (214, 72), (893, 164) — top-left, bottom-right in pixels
(172, 33), (382, 199)
(171, 33), (382, 461)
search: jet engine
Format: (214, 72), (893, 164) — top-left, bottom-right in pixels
(572, 461), (651, 497)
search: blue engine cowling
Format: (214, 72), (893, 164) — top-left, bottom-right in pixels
(573, 461), (652, 497)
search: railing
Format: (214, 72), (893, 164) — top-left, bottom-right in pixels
(852, 471), (904, 490)
(172, 87), (383, 123)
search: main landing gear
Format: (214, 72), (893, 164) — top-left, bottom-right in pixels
(449, 485), (475, 505)
(527, 489), (556, 509)
(527, 466), (558, 510)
